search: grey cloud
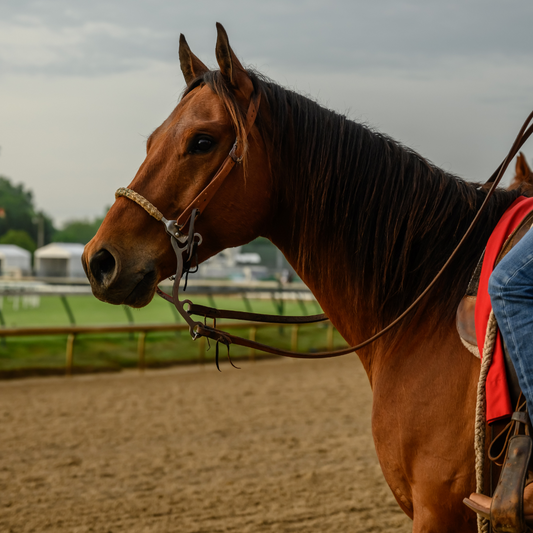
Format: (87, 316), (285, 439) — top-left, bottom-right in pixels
(0, 0), (532, 77)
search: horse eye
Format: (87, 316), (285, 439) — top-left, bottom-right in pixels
(190, 136), (214, 154)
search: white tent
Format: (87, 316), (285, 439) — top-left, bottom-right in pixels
(0, 245), (32, 277)
(34, 243), (86, 278)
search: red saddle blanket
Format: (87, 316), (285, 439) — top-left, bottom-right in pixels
(475, 196), (533, 423)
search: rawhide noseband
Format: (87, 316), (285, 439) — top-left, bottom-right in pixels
(116, 85), (533, 365)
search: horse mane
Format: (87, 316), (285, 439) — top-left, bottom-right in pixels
(191, 70), (521, 332)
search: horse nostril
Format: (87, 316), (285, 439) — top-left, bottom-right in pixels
(89, 248), (117, 286)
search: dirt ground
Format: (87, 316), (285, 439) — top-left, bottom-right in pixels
(0, 355), (412, 533)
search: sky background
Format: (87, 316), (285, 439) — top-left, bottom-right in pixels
(0, 0), (532, 227)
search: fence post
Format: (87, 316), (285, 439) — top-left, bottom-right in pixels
(249, 326), (257, 361)
(65, 333), (76, 375)
(207, 293), (217, 309)
(327, 323), (334, 351)
(60, 296), (76, 326)
(0, 303), (6, 347)
(138, 331), (146, 371)
(297, 297), (307, 315)
(122, 306), (134, 340)
(291, 324), (299, 352)
(241, 293), (253, 313)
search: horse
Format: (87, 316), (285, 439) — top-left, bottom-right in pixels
(509, 152), (533, 195)
(82, 23), (524, 532)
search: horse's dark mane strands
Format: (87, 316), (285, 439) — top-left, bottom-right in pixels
(198, 69), (520, 338)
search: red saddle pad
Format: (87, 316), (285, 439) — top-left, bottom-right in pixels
(476, 196), (533, 423)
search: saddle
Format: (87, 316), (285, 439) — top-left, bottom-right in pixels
(457, 209), (533, 531)
(457, 209), (533, 404)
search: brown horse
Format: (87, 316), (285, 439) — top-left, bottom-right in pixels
(83, 24), (524, 532)
(509, 152), (533, 195)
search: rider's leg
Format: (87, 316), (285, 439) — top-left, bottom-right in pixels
(488, 226), (533, 412)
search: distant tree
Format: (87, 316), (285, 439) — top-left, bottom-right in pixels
(0, 176), (55, 245)
(0, 229), (36, 253)
(53, 210), (107, 245)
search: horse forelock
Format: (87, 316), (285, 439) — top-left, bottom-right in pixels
(183, 72), (251, 177)
(185, 68), (520, 337)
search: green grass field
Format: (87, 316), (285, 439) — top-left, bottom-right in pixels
(0, 293), (346, 376)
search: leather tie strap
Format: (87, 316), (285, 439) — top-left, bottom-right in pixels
(186, 302), (327, 324)
(155, 290), (328, 326)
(156, 288), (328, 324)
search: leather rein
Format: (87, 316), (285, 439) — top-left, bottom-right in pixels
(116, 86), (533, 362)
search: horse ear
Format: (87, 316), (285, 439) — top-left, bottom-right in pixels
(523, 154), (533, 177)
(214, 22), (254, 99)
(516, 152), (529, 179)
(179, 34), (209, 86)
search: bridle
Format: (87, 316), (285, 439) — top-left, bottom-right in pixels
(116, 84), (533, 365)
(116, 88), (339, 365)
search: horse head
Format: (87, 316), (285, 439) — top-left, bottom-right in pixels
(83, 24), (272, 307)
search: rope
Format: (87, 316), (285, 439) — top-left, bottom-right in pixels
(474, 310), (498, 533)
(115, 187), (164, 221)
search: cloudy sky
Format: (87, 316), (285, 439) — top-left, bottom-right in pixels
(0, 0), (532, 226)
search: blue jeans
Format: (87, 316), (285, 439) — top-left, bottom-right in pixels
(489, 226), (533, 412)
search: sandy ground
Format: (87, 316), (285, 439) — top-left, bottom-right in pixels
(0, 356), (412, 533)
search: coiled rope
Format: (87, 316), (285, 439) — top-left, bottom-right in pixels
(474, 310), (498, 533)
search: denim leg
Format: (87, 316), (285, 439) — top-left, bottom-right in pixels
(488, 227), (533, 411)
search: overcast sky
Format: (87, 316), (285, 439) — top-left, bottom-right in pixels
(1, 0), (532, 226)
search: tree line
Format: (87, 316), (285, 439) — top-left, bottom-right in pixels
(0, 175), (104, 253)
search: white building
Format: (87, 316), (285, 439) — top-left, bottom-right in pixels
(34, 243), (86, 278)
(197, 247), (268, 281)
(0, 245), (32, 277)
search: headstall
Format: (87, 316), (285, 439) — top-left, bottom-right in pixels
(115, 89), (344, 367)
(116, 86), (533, 366)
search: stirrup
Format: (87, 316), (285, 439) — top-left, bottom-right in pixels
(464, 478), (533, 524)
(464, 410), (533, 532)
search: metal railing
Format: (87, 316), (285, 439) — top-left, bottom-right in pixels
(0, 279), (322, 328)
(0, 321), (337, 375)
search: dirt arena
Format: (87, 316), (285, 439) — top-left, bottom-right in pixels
(0, 356), (412, 533)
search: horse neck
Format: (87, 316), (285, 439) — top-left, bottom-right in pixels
(262, 99), (518, 371)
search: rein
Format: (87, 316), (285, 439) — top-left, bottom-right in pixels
(116, 87), (533, 361)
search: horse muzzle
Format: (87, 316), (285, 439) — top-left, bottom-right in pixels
(83, 243), (158, 308)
